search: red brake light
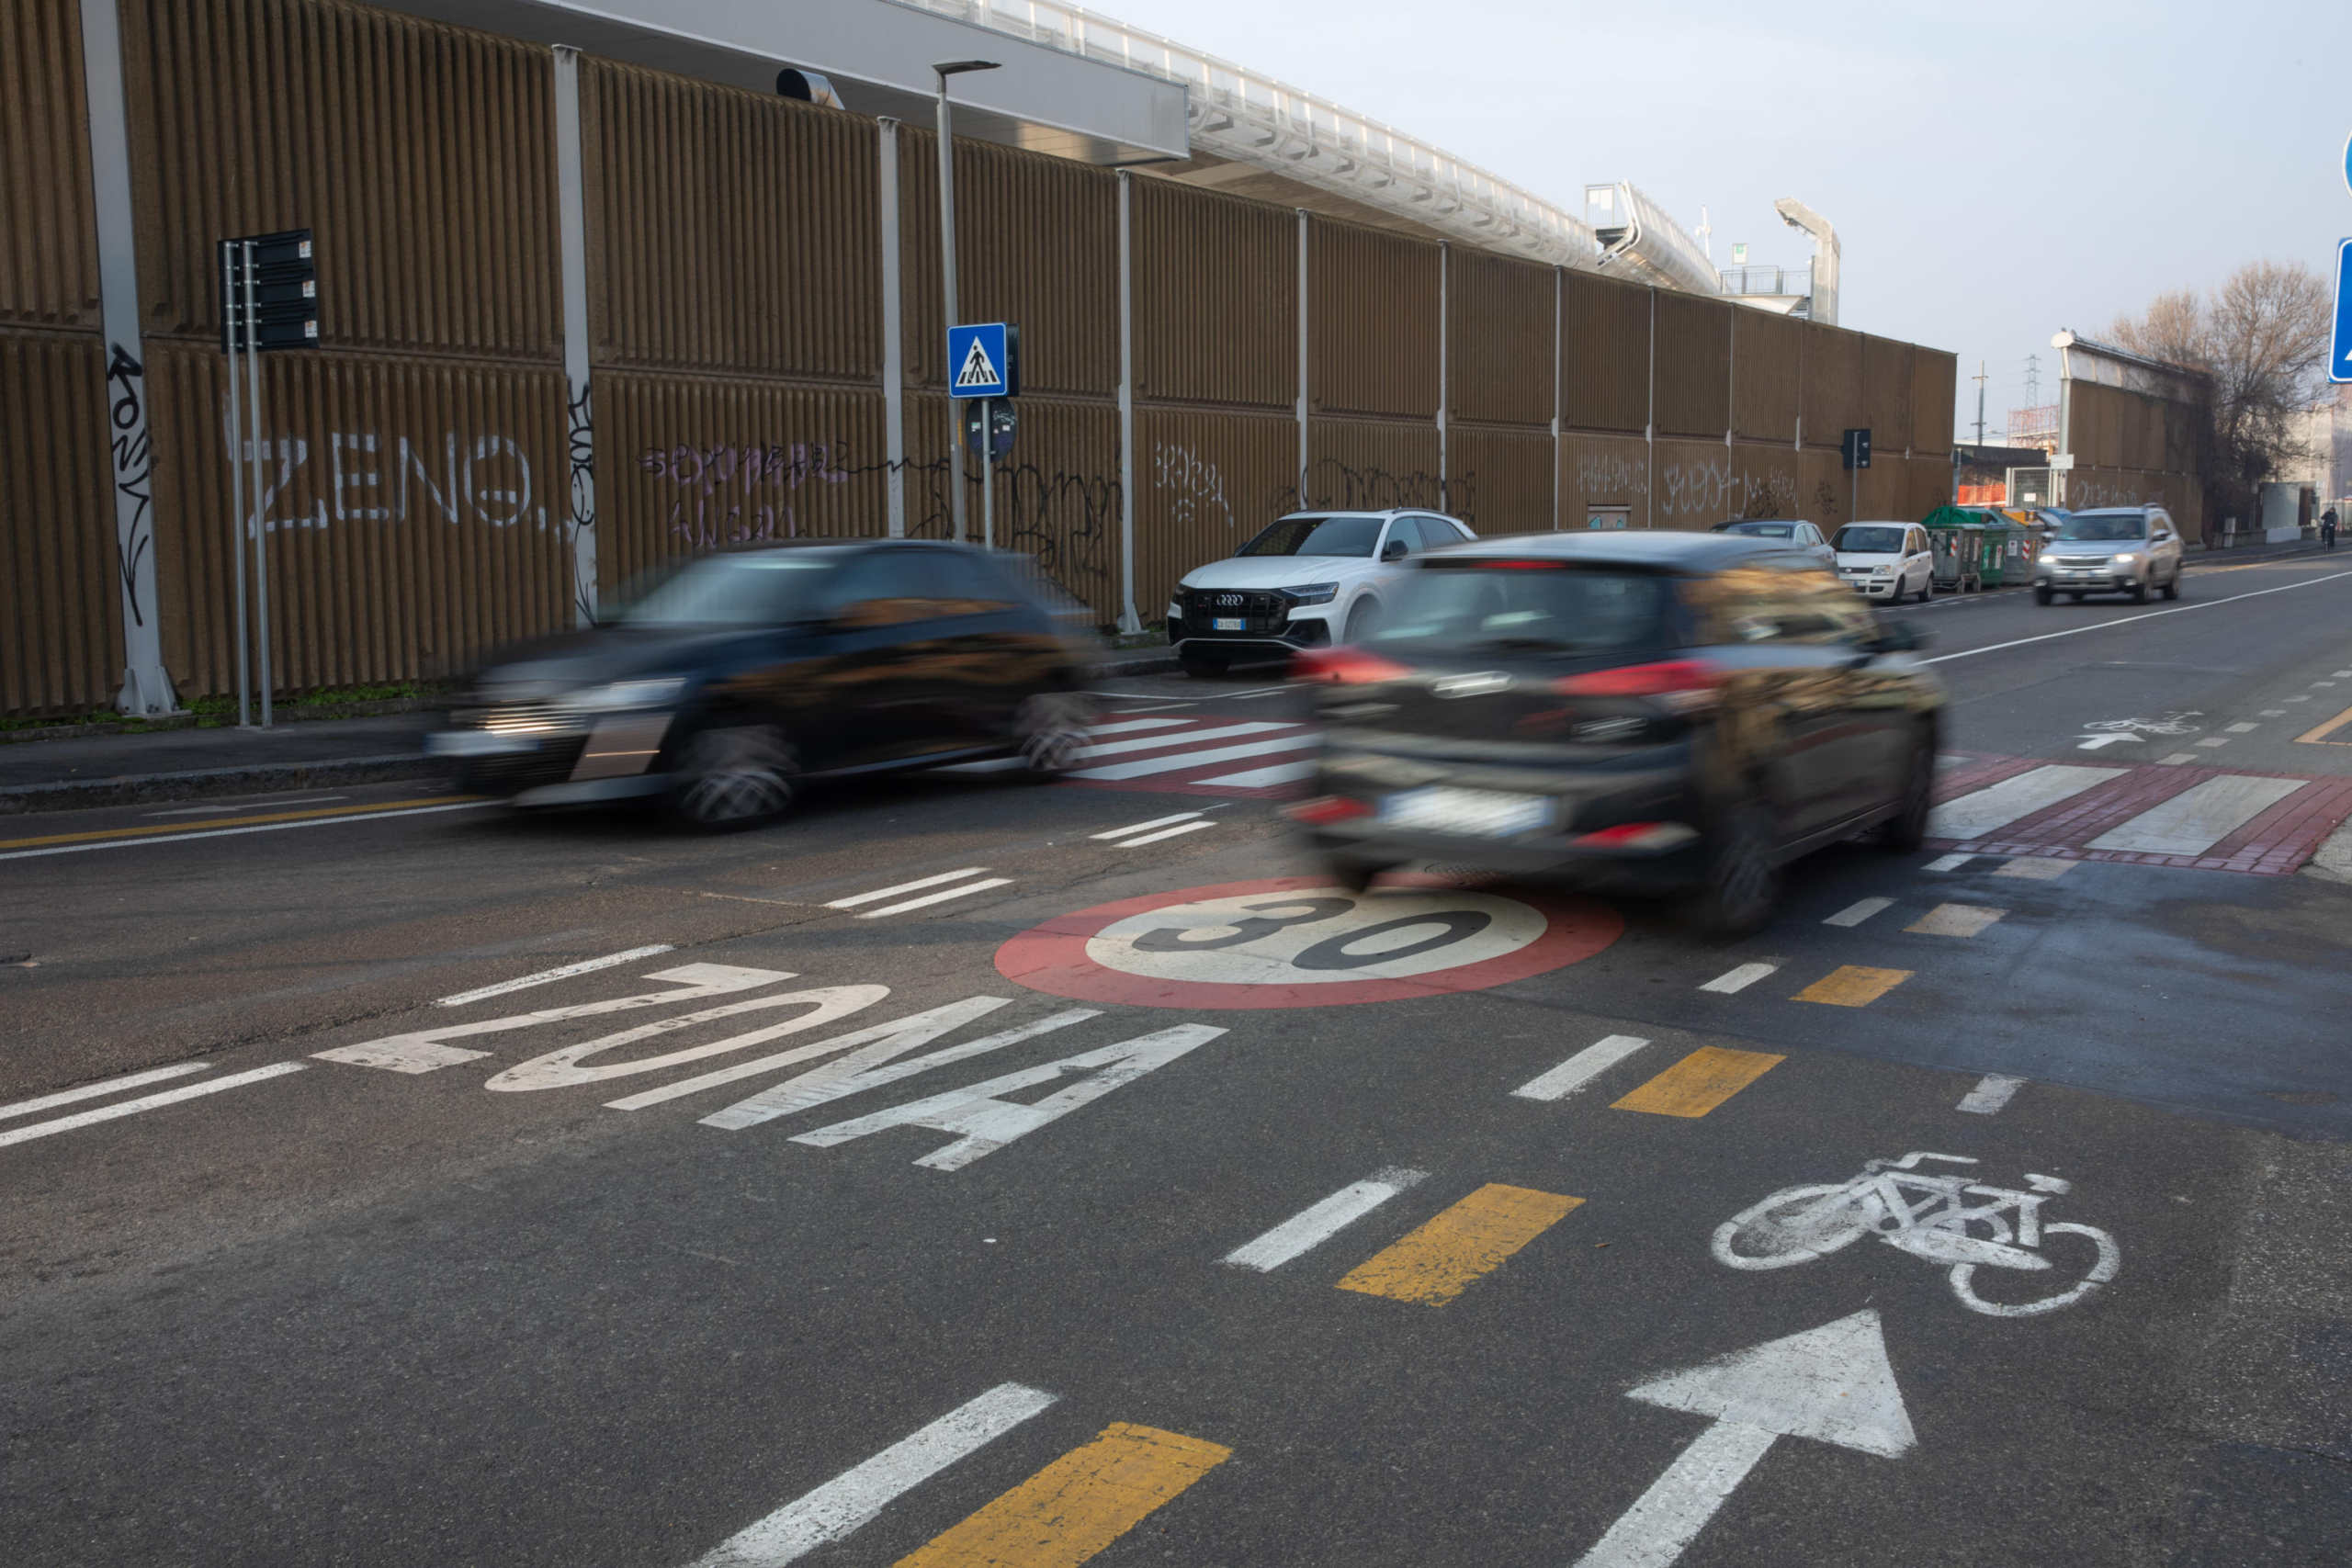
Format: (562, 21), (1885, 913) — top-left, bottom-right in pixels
(1287, 795), (1374, 825)
(1552, 660), (1725, 698)
(1292, 647), (1412, 684)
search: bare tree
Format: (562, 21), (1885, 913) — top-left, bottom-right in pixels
(2109, 260), (2333, 525)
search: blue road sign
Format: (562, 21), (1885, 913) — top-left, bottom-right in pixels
(2333, 239), (2352, 385)
(947, 322), (1018, 399)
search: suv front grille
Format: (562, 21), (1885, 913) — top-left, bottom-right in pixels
(1181, 589), (1292, 636)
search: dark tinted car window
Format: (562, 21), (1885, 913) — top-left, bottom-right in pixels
(1371, 563), (1669, 654)
(1238, 515), (1381, 558)
(1684, 561), (1873, 646)
(1833, 525), (1910, 553)
(827, 548), (944, 627)
(2056, 513), (2149, 541)
(620, 550), (839, 626)
(1719, 522), (1795, 538)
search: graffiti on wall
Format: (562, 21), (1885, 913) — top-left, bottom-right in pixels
(1151, 442), (1235, 533)
(1274, 457), (1444, 518)
(105, 344), (157, 627)
(220, 427), (548, 533)
(638, 441), (852, 547)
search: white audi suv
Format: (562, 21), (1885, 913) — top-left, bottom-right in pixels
(1167, 510), (1476, 677)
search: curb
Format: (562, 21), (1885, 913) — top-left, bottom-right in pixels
(1092, 653), (1182, 677)
(0, 753), (442, 818)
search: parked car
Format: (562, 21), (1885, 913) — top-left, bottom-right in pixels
(1831, 521), (1937, 604)
(2032, 506), (2184, 604)
(1167, 510), (1476, 678)
(1289, 532), (1942, 935)
(426, 540), (1098, 826)
(1711, 519), (1834, 570)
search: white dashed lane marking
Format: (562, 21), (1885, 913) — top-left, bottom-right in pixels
(1698, 963), (1781, 995)
(1091, 811), (1219, 848)
(824, 871), (1009, 918)
(1924, 852), (1973, 871)
(1957, 1075), (2026, 1114)
(1224, 1168), (1430, 1271)
(435, 944), (675, 1007)
(1822, 897), (1892, 928)
(1511, 1035), (1651, 1101)
(0, 1063), (307, 1151)
(0, 1062), (210, 1122)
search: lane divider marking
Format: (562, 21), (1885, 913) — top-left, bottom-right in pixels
(1793, 966), (1913, 1007)
(896, 1422), (1232, 1568)
(0, 797), (489, 860)
(1223, 1167), (1429, 1271)
(0, 1062), (306, 1150)
(435, 944), (674, 1007)
(1921, 569), (2352, 665)
(1090, 812), (1201, 840)
(1612, 1047), (1785, 1118)
(1697, 962), (1780, 994)
(1335, 1183), (1582, 1305)
(684, 1382), (1058, 1568)
(0, 1062), (210, 1122)
(1822, 897), (1893, 928)
(1957, 1075), (2026, 1115)
(1512, 1035), (1650, 1101)
(1904, 905), (2006, 938)
(825, 870), (994, 909)
(857, 878), (1014, 919)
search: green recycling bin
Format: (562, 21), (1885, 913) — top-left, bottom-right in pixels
(1921, 506), (1987, 592)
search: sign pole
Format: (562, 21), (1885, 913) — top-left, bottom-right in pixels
(980, 398), (994, 549)
(241, 240), (272, 728)
(222, 243), (250, 728)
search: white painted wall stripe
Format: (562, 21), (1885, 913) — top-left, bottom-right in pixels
(1071, 734), (1318, 781)
(0, 1062), (210, 1122)
(684, 1382), (1058, 1567)
(857, 878), (1013, 918)
(1956, 1075), (2025, 1115)
(0, 802), (491, 862)
(1112, 820), (1219, 847)
(0, 1062), (306, 1149)
(1193, 760), (1318, 788)
(1512, 1035), (1650, 1101)
(1822, 897), (1893, 928)
(826, 870), (991, 909)
(2085, 775), (2307, 856)
(1698, 963), (1780, 995)
(434, 945), (674, 1007)
(1091, 812), (1203, 839)
(1223, 1167), (1430, 1271)
(1926, 765), (2127, 841)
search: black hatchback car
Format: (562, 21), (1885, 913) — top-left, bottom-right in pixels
(1291, 532), (1942, 933)
(428, 540), (1097, 826)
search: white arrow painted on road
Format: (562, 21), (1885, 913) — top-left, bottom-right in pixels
(1574, 1310), (1913, 1568)
(2075, 733), (2145, 750)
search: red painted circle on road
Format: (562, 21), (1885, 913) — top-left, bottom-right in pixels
(995, 875), (1622, 1009)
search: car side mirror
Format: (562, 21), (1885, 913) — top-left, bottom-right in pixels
(1381, 539), (1408, 562)
(1862, 621), (1926, 655)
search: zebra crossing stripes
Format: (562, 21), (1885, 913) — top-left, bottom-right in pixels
(1056, 716), (1318, 797)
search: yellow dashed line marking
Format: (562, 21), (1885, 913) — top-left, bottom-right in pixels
(1335, 1183), (1581, 1305)
(2293, 703), (2352, 745)
(1611, 1046), (1784, 1118)
(895, 1424), (1230, 1568)
(1794, 965), (1913, 1006)
(0, 795), (481, 852)
(1905, 904), (2006, 937)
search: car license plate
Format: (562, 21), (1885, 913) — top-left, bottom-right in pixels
(1210, 616), (1245, 631)
(1377, 785), (1555, 837)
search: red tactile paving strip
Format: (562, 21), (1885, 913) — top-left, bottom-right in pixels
(1928, 750), (2352, 875)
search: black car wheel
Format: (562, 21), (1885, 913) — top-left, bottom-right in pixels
(2034, 586), (2052, 604)
(1681, 795), (1782, 940)
(1879, 724), (1937, 853)
(2160, 570), (2179, 601)
(670, 722), (797, 829)
(2129, 580), (2150, 604)
(1180, 650), (1228, 679)
(1013, 690), (1096, 778)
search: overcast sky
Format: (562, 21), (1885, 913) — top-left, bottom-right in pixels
(1107, 0), (2348, 441)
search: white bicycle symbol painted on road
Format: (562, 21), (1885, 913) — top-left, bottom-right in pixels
(1712, 1152), (2121, 1317)
(2081, 711), (2201, 736)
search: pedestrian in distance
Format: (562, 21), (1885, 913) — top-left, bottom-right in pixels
(2324, 506), (2338, 550)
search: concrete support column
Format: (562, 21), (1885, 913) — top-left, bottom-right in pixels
(878, 118), (906, 538)
(1645, 288), (1657, 529)
(1114, 169), (1139, 631)
(79, 0), (173, 711)
(1551, 266), (1563, 531)
(1436, 242), (1448, 513)
(1295, 209), (1310, 507)
(551, 45), (597, 624)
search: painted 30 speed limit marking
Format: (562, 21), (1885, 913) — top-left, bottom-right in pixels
(996, 876), (1622, 1009)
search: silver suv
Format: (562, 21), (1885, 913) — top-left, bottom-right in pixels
(2033, 506), (2184, 604)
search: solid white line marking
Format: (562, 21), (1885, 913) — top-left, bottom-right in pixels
(0, 1062), (306, 1150)
(1699, 962), (1780, 995)
(1927, 765), (2127, 841)
(1091, 812), (1203, 840)
(0, 1063), (212, 1122)
(1086, 717), (1193, 736)
(1072, 721), (1295, 761)
(2086, 774), (2307, 856)
(143, 795), (347, 817)
(684, 1382), (1058, 1567)
(825, 870), (992, 909)
(1923, 852), (1973, 871)
(434, 945), (674, 1007)
(1113, 820), (1220, 847)
(1822, 897), (1893, 928)
(0, 802), (491, 862)
(856, 878), (1013, 918)
(1920, 570), (2352, 665)
(1957, 1074), (2025, 1114)
(1512, 1035), (1650, 1101)
(1223, 1168), (1430, 1271)
(1193, 759), (1318, 788)
(1071, 733), (1318, 781)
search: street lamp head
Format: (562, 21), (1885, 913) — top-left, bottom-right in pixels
(933, 59), (1001, 81)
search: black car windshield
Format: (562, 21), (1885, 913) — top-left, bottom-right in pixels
(620, 551), (838, 625)
(1721, 523), (1794, 537)
(1238, 515), (1382, 558)
(2056, 514), (2148, 541)
(1833, 525), (1908, 553)
(1371, 565), (1668, 654)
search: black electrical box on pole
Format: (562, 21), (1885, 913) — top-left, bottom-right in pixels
(218, 229), (316, 728)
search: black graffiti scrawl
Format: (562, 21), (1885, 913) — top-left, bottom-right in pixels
(105, 343), (156, 628)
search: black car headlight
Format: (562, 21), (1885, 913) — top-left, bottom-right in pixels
(1282, 582), (1340, 607)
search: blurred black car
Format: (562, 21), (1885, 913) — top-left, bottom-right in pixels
(428, 540), (1098, 826)
(1290, 532), (1942, 934)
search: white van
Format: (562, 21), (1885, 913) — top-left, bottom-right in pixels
(1832, 521), (1935, 604)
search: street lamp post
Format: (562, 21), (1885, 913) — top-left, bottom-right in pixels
(933, 58), (999, 544)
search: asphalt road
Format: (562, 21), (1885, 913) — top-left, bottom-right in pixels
(6, 553), (2352, 1567)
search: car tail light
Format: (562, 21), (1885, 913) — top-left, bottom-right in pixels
(1568, 822), (1700, 852)
(1552, 659), (1725, 714)
(1292, 647), (1411, 684)
(1287, 795), (1373, 825)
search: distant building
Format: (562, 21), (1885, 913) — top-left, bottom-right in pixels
(2286, 388), (2352, 517)
(1953, 444), (2053, 506)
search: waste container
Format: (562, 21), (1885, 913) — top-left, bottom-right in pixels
(1977, 518), (2035, 587)
(1920, 506), (1987, 592)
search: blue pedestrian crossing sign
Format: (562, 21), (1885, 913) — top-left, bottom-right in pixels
(947, 321), (1019, 399)
(2332, 239), (2352, 385)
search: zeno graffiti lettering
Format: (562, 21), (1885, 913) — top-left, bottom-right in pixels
(640, 441), (854, 547)
(220, 426), (547, 533)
